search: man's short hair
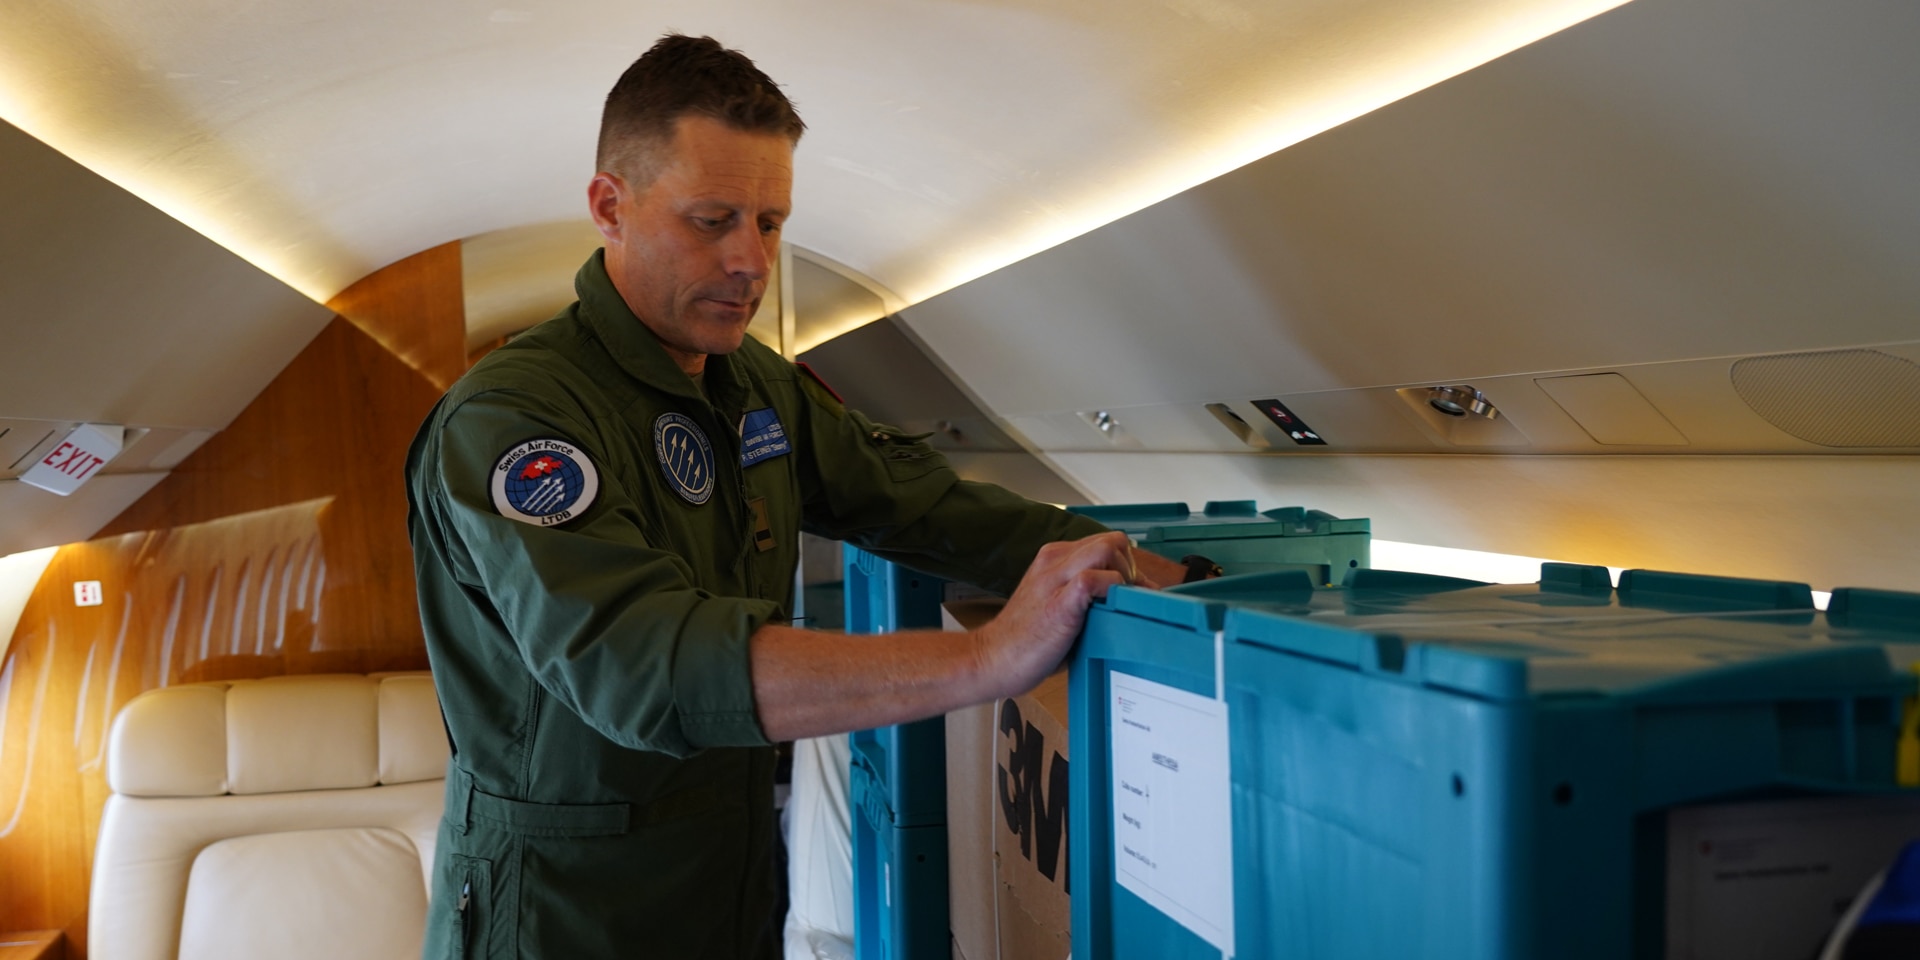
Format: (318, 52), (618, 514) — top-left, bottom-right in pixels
(597, 34), (806, 184)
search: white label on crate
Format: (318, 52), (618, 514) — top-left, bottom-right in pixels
(1110, 670), (1234, 955)
(73, 581), (103, 607)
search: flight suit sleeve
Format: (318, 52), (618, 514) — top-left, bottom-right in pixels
(427, 387), (778, 757)
(792, 375), (1110, 594)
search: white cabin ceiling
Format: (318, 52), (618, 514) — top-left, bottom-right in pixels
(884, 0), (1920, 589)
(902, 0), (1920, 421)
(2, 0), (1914, 590)
(0, 0), (1625, 306)
(0, 0), (1628, 556)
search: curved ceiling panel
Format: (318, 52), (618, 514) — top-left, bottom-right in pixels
(0, 0), (1625, 305)
(900, 0), (1920, 419)
(0, 119), (330, 430)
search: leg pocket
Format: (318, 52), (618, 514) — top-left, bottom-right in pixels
(445, 855), (494, 960)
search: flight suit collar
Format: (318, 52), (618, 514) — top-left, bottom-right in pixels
(573, 249), (750, 418)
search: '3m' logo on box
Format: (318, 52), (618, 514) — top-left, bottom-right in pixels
(997, 697), (1070, 893)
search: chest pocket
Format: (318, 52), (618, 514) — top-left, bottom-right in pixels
(866, 426), (944, 482)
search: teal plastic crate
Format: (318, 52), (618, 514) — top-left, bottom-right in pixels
(1068, 566), (1920, 960)
(846, 545), (951, 960)
(846, 504), (1370, 960)
(1069, 501), (1369, 587)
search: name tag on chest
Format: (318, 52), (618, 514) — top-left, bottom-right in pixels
(739, 408), (793, 467)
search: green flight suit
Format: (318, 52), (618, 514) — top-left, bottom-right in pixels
(405, 250), (1106, 959)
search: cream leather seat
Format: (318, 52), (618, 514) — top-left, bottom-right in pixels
(90, 673), (450, 960)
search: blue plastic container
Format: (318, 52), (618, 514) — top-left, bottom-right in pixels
(1068, 565), (1920, 960)
(1069, 501), (1370, 587)
(846, 545), (952, 960)
(846, 503), (1371, 960)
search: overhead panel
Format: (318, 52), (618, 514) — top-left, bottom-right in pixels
(0, 119), (330, 429)
(1, 419), (213, 483)
(1035, 452), (1920, 593)
(898, 0), (1920, 434)
(0, 473), (169, 557)
(791, 256), (889, 356)
(884, 0), (1920, 580)
(0, 119), (325, 555)
(799, 316), (1086, 505)
(1535, 374), (1687, 446)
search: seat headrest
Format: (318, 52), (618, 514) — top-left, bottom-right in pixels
(107, 673), (448, 797)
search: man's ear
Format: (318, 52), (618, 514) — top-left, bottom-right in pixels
(587, 172), (625, 243)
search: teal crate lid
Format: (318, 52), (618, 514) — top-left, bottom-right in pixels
(1101, 583), (1226, 631)
(1828, 587), (1920, 635)
(1232, 611), (1408, 675)
(1205, 500), (1261, 517)
(1100, 571), (1324, 632)
(1068, 501), (1194, 524)
(1067, 501), (1370, 541)
(1205, 563), (1913, 702)
(1342, 568), (1489, 592)
(1165, 569), (1318, 600)
(1617, 568), (1814, 611)
(1540, 562), (1614, 595)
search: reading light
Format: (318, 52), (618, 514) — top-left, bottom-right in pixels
(1426, 385), (1499, 420)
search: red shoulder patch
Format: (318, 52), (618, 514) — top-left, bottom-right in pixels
(796, 362), (845, 405)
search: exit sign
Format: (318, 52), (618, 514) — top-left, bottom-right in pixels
(20, 424), (124, 496)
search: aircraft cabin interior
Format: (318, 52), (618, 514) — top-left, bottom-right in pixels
(1, 0), (1917, 957)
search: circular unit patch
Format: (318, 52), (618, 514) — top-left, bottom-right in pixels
(653, 412), (715, 505)
(490, 438), (600, 526)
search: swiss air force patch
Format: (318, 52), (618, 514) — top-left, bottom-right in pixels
(490, 438), (600, 527)
(653, 413), (715, 505)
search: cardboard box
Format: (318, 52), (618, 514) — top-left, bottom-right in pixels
(944, 600), (1072, 960)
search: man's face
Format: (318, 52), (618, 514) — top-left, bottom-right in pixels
(590, 115), (793, 371)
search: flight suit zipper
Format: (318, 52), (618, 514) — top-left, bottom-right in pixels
(447, 856), (491, 959)
(715, 405), (766, 602)
(453, 879), (471, 958)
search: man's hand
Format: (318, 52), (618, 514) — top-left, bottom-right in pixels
(971, 531), (1132, 700)
(749, 531), (1190, 741)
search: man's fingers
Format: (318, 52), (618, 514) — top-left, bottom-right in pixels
(1035, 531), (1130, 584)
(1078, 567), (1127, 600)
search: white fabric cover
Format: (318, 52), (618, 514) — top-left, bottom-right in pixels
(784, 734), (856, 960)
(227, 674), (379, 795)
(108, 683), (230, 798)
(177, 827), (428, 960)
(377, 674), (449, 785)
(90, 673), (447, 960)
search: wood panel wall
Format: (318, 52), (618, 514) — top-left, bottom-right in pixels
(327, 240), (467, 391)
(0, 243), (462, 955)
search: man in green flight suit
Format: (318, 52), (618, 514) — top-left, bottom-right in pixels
(406, 33), (1187, 959)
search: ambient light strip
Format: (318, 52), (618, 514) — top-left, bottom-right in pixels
(1371, 540), (1833, 610)
(0, 546), (60, 664)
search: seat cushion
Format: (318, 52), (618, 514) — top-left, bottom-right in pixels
(89, 780), (443, 960)
(177, 827), (428, 960)
(108, 683), (230, 797)
(227, 675), (379, 794)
